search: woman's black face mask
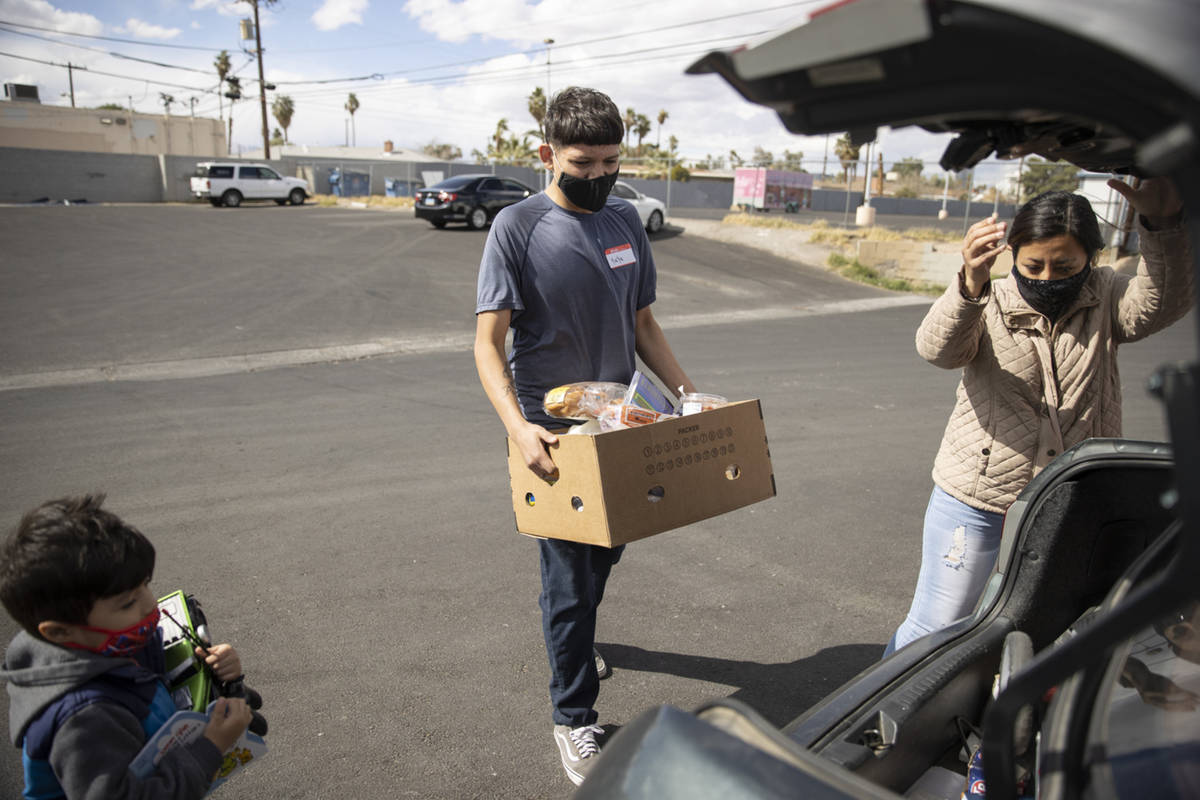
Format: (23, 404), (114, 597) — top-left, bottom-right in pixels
(1012, 264), (1092, 323)
(555, 154), (619, 213)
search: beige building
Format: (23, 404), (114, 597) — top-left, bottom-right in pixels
(0, 99), (226, 156)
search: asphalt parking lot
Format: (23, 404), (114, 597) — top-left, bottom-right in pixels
(0, 203), (1191, 798)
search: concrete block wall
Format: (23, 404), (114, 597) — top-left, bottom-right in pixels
(0, 147), (165, 204)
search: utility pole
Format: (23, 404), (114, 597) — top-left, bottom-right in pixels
(66, 62), (77, 107)
(250, 0), (271, 160)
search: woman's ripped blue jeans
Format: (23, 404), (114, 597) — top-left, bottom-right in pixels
(884, 486), (1004, 657)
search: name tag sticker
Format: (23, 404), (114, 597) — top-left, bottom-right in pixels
(605, 243), (636, 269)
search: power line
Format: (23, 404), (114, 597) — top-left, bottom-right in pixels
(0, 50), (217, 94)
(274, 0), (651, 53)
(0, 24), (215, 74)
(273, 31), (769, 103)
(271, 2), (813, 87)
(0, 18), (225, 51)
(3, 3), (809, 99)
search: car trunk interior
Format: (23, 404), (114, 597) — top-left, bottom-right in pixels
(795, 453), (1177, 795)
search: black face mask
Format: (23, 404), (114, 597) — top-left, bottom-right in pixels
(1012, 264), (1092, 323)
(556, 163), (619, 213)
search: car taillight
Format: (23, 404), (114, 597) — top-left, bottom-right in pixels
(438, 191), (456, 202)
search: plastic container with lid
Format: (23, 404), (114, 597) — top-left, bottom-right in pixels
(678, 392), (728, 415)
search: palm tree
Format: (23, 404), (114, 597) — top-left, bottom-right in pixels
(159, 93), (175, 115)
(656, 109), (668, 148)
(496, 133), (536, 165)
(623, 107), (635, 149)
(634, 114), (652, 155)
(214, 50), (231, 121)
(493, 118), (509, 155)
(344, 92), (360, 146)
(271, 95), (294, 144)
(527, 87), (547, 140)
(223, 76), (241, 155)
(835, 133), (861, 181)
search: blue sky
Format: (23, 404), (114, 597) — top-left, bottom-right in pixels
(0, 0), (982, 177)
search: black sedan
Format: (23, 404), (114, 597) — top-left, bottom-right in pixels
(413, 174), (535, 230)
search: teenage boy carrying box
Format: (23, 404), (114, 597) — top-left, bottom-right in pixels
(474, 86), (696, 785)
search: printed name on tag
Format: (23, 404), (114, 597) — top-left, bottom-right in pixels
(605, 243), (636, 269)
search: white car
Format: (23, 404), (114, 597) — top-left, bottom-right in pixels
(612, 180), (666, 233)
(191, 162), (310, 208)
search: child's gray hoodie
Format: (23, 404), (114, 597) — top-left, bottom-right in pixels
(2, 630), (222, 800)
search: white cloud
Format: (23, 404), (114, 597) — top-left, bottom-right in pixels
(117, 18), (182, 40)
(404, 0), (538, 45)
(189, 0), (243, 17)
(0, 0), (103, 34)
(312, 0), (370, 32)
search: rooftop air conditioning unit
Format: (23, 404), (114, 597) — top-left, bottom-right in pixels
(4, 83), (40, 102)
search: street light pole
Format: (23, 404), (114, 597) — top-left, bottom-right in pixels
(544, 38), (554, 107)
(543, 37), (554, 190)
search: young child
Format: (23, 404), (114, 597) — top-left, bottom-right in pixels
(0, 494), (252, 799)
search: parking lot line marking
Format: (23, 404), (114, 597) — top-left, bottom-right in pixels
(0, 295), (930, 391)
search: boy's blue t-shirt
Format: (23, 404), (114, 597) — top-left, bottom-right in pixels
(475, 191), (657, 427)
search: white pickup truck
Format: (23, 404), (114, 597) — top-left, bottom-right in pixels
(191, 162), (310, 208)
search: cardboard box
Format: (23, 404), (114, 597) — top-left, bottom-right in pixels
(507, 399), (775, 547)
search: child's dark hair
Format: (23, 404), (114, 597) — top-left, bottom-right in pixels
(1008, 190), (1105, 263)
(543, 87), (624, 148)
(0, 494), (155, 636)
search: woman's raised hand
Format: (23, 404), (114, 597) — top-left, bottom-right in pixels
(1108, 176), (1183, 226)
(961, 214), (1007, 298)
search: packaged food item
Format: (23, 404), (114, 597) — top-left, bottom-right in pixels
(618, 405), (673, 427)
(678, 392), (728, 415)
(623, 370), (676, 414)
(543, 382), (627, 420)
(597, 403), (623, 432)
(595, 403), (674, 432)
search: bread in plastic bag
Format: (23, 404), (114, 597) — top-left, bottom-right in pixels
(543, 382), (628, 420)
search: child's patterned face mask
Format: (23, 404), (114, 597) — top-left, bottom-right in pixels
(65, 607), (160, 657)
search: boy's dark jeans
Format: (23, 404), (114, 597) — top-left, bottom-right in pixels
(538, 537), (624, 726)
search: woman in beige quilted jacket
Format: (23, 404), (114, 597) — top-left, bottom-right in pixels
(885, 177), (1193, 656)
